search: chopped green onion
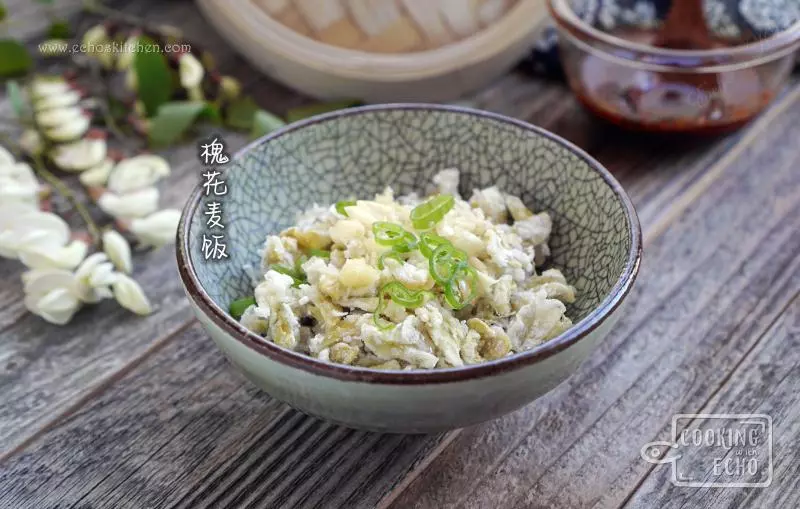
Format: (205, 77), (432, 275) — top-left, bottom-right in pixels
(419, 232), (451, 258)
(410, 194), (454, 231)
(378, 249), (404, 270)
(372, 222), (418, 253)
(429, 243), (468, 286)
(443, 264), (479, 310)
(335, 200), (356, 216)
(229, 296), (256, 319)
(307, 248), (331, 259)
(373, 281), (431, 330)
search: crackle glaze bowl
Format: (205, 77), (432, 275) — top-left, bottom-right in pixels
(177, 104), (642, 433)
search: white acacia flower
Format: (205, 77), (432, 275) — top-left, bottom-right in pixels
(51, 136), (107, 172)
(116, 35), (138, 71)
(78, 158), (115, 187)
(112, 273), (152, 315)
(219, 76), (241, 100)
(82, 25), (114, 68)
(18, 239), (88, 270)
(30, 78), (70, 100)
(73, 252), (114, 303)
(129, 209), (181, 247)
(0, 210), (70, 259)
(107, 155), (170, 193)
(0, 144), (14, 165)
(103, 229), (133, 274)
(34, 89), (82, 112)
(22, 268), (82, 325)
(0, 162), (41, 206)
(125, 69), (138, 91)
(179, 53), (204, 89)
(98, 187), (159, 218)
(19, 130), (44, 156)
(36, 106), (84, 128)
(44, 113), (91, 142)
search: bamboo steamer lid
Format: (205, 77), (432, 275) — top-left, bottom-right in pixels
(197, 0), (548, 102)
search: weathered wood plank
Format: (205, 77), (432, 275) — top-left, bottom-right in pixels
(0, 0), (275, 455)
(622, 296), (800, 509)
(382, 86), (800, 509)
(2, 84), (799, 509)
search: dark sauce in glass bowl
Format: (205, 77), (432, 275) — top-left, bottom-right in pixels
(569, 29), (781, 135)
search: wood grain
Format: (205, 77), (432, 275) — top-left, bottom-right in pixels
(2, 84), (799, 508)
(623, 296), (800, 508)
(383, 86), (800, 509)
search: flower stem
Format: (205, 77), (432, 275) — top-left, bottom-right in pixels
(31, 152), (102, 248)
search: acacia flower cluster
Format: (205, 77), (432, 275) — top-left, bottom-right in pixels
(0, 77), (183, 325)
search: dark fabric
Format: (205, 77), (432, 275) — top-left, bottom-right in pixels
(521, 0), (800, 78)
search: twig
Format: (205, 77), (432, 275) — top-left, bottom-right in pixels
(31, 152), (102, 247)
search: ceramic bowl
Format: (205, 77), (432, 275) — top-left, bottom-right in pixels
(177, 104), (642, 433)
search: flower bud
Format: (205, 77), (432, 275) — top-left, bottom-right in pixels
(51, 136), (107, 172)
(107, 155), (170, 193)
(103, 229), (133, 274)
(30, 77), (70, 100)
(0, 210), (69, 259)
(219, 76), (241, 101)
(179, 53), (204, 89)
(19, 129), (44, 156)
(36, 106), (83, 128)
(116, 35), (139, 71)
(34, 89), (82, 112)
(82, 24), (115, 69)
(98, 187), (159, 219)
(44, 113), (91, 142)
(129, 209), (181, 248)
(74, 253), (113, 302)
(112, 273), (152, 315)
(78, 158), (115, 187)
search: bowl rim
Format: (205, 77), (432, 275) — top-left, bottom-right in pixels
(176, 103), (643, 385)
(547, 0), (800, 66)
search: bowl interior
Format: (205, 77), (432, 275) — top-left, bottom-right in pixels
(186, 106), (634, 330)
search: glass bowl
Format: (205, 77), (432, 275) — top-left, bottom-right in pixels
(547, 0), (800, 134)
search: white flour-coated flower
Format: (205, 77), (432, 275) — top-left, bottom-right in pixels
(179, 53), (204, 89)
(18, 239), (88, 270)
(106, 155), (170, 193)
(22, 268), (82, 325)
(51, 137), (107, 172)
(129, 209), (181, 247)
(98, 187), (159, 218)
(112, 273), (152, 315)
(78, 159), (115, 187)
(103, 229), (133, 274)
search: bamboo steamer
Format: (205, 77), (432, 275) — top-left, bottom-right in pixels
(196, 0), (548, 102)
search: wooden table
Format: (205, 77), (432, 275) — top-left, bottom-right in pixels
(1, 1), (798, 508)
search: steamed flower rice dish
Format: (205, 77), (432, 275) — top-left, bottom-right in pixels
(231, 169), (576, 370)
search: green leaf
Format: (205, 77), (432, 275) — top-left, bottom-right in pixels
(198, 102), (222, 124)
(147, 101), (206, 148)
(6, 80), (27, 118)
(133, 36), (173, 118)
(285, 100), (360, 123)
(0, 2), (7, 22)
(225, 96), (259, 130)
(251, 109), (285, 139)
(0, 39), (32, 77)
(47, 20), (71, 39)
